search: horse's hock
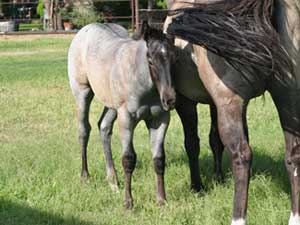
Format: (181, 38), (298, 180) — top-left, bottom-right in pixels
(0, 21), (19, 32)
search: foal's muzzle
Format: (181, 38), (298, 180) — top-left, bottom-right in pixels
(162, 91), (176, 111)
(163, 98), (176, 111)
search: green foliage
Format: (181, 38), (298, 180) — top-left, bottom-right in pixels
(156, 0), (167, 9)
(70, 6), (101, 28)
(59, 3), (102, 28)
(0, 37), (292, 225)
(36, 0), (44, 18)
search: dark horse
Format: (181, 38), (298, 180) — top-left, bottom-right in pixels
(165, 0), (300, 224)
(68, 22), (175, 209)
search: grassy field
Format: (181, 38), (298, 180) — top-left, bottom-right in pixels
(0, 36), (292, 225)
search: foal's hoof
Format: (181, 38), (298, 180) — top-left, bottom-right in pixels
(109, 183), (120, 193)
(157, 198), (167, 207)
(124, 200), (133, 210)
(107, 175), (119, 192)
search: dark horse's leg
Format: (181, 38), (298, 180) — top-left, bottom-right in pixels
(270, 92), (300, 224)
(75, 86), (94, 179)
(209, 102), (249, 183)
(217, 97), (252, 225)
(117, 107), (137, 209)
(98, 107), (119, 191)
(209, 104), (224, 181)
(193, 47), (252, 225)
(175, 93), (202, 191)
(209, 103), (249, 181)
(146, 112), (170, 205)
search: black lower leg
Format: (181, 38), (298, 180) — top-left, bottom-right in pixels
(122, 152), (137, 209)
(154, 156), (166, 203)
(209, 104), (224, 181)
(176, 93), (202, 192)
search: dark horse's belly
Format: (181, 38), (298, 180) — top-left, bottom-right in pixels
(173, 45), (213, 104)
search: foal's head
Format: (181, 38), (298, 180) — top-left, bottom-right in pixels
(134, 22), (176, 111)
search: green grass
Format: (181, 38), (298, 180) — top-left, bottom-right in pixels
(0, 37), (291, 225)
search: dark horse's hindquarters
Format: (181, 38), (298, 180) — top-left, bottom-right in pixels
(165, 0), (300, 224)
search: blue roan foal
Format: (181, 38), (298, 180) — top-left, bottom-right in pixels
(68, 22), (175, 208)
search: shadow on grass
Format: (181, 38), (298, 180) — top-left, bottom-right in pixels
(167, 146), (290, 194)
(251, 148), (289, 193)
(0, 199), (94, 225)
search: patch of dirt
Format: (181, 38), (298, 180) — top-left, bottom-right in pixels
(0, 49), (66, 56)
(0, 33), (75, 41)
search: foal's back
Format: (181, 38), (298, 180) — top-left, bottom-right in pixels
(68, 23), (149, 108)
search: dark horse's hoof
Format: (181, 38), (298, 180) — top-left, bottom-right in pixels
(191, 183), (204, 193)
(157, 198), (167, 206)
(214, 174), (225, 184)
(124, 199), (133, 210)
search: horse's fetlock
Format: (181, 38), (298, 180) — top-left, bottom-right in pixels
(153, 156), (165, 175)
(122, 153), (137, 173)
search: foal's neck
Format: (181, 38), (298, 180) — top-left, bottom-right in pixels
(130, 40), (155, 91)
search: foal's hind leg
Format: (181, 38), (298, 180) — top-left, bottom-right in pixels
(98, 107), (119, 191)
(175, 93), (202, 192)
(74, 86), (94, 179)
(146, 112), (170, 205)
(209, 104), (224, 181)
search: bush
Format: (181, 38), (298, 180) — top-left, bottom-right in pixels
(36, 0), (44, 18)
(70, 5), (101, 28)
(59, 3), (101, 29)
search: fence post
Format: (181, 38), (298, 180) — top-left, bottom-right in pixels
(135, 0), (139, 31)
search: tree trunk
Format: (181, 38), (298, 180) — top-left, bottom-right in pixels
(43, 0), (63, 30)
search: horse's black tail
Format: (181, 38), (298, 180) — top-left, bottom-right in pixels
(167, 0), (294, 86)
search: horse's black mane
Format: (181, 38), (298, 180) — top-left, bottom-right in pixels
(167, 0), (294, 85)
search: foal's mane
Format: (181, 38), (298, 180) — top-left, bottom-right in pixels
(167, 0), (294, 86)
(132, 22), (170, 43)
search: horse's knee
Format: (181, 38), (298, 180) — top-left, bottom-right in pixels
(122, 152), (137, 174)
(285, 137), (300, 173)
(231, 142), (252, 168)
(153, 156), (165, 175)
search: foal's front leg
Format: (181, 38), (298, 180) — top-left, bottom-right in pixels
(117, 107), (137, 209)
(146, 112), (170, 205)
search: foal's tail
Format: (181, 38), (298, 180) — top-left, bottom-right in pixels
(167, 0), (294, 86)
